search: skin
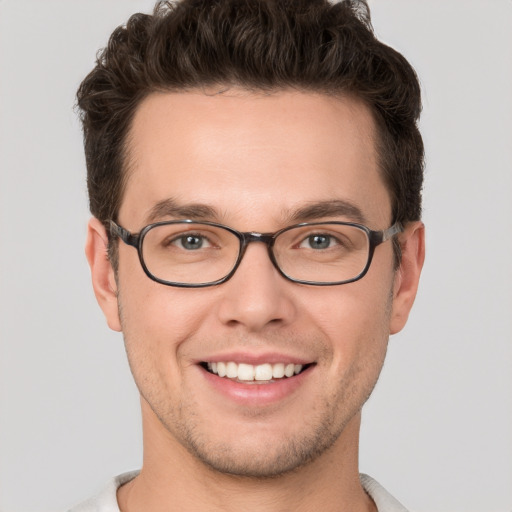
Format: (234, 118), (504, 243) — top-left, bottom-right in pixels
(86, 89), (425, 512)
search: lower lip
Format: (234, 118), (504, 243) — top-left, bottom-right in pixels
(200, 365), (314, 406)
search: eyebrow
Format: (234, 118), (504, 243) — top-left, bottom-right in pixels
(144, 198), (367, 226)
(286, 199), (367, 224)
(145, 198), (221, 224)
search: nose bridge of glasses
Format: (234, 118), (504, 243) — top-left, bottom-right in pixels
(242, 232), (275, 246)
(237, 231), (279, 269)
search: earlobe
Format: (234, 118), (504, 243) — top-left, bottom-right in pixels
(85, 217), (122, 332)
(389, 221), (425, 335)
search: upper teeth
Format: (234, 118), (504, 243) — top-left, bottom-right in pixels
(207, 362), (303, 381)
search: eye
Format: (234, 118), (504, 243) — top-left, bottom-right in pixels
(300, 234), (338, 250)
(172, 234), (211, 250)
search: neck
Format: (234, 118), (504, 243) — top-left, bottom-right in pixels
(117, 402), (375, 512)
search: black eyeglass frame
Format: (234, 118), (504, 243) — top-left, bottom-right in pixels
(109, 219), (403, 288)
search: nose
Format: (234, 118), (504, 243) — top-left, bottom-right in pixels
(216, 242), (297, 332)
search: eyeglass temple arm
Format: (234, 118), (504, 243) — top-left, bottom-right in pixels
(378, 222), (403, 243)
(109, 220), (140, 248)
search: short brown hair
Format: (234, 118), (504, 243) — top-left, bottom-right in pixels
(77, 0), (423, 247)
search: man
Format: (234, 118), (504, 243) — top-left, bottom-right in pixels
(72, 0), (425, 510)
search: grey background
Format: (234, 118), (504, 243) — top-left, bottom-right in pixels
(0, 1), (511, 511)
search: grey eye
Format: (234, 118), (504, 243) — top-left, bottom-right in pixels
(176, 235), (207, 250)
(303, 234), (333, 250)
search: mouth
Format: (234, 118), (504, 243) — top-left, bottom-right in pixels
(200, 361), (313, 383)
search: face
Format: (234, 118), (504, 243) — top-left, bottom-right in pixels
(88, 89), (423, 478)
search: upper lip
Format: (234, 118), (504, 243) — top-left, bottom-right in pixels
(195, 351), (314, 366)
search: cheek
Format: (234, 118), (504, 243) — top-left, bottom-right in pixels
(306, 279), (392, 333)
(119, 287), (203, 350)
(300, 274), (393, 368)
(116, 285), (200, 403)
(117, 250), (209, 344)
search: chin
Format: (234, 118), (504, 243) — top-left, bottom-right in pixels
(184, 436), (339, 479)
(171, 403), (352, 479)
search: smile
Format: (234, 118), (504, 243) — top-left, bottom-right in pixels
(204, 361), (307, 382)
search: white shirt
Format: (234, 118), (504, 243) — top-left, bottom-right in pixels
(69, 471), (409, 512)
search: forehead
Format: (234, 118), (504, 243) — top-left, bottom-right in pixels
(119, 89), (391, 228)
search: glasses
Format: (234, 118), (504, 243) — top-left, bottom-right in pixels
(110, 219), (402, 288)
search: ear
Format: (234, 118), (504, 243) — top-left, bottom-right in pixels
(389, 221), (425, 335)
(85, 217), (122, 332)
